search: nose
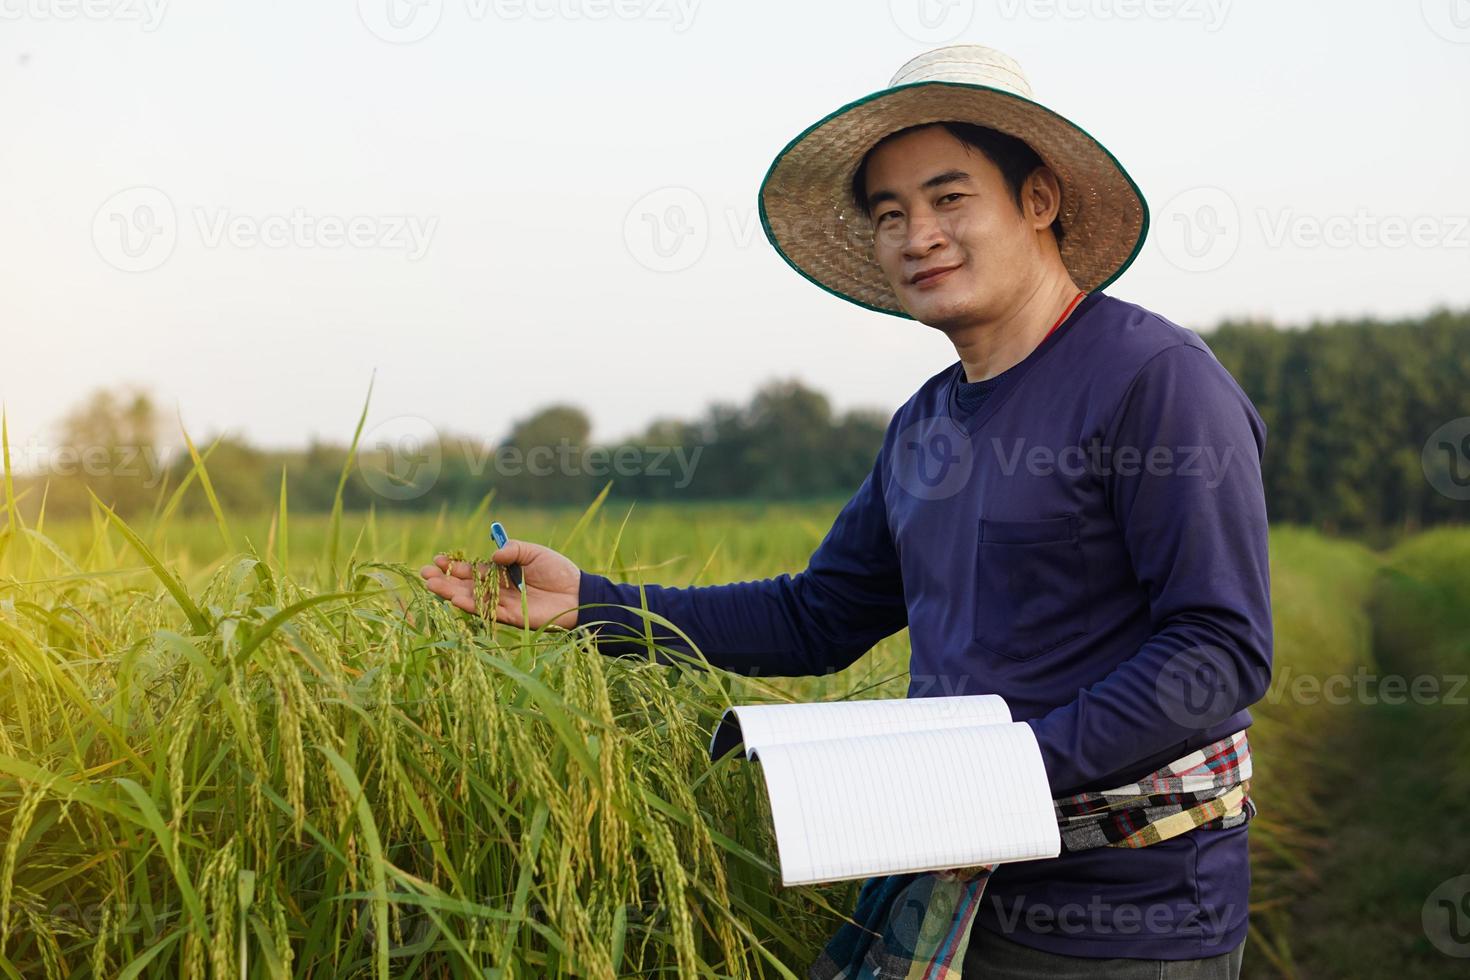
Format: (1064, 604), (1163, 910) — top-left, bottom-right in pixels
(899, 207), (947, 260)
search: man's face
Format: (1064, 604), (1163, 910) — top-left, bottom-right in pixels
(862, 125), (1051, 329)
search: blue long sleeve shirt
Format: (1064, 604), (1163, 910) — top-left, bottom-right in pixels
(576, 291), (1273, 960)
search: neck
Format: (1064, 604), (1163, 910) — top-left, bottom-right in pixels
(950, 273), (1083, 383)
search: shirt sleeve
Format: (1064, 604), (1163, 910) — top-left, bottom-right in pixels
(1025, 343), (1274, 794)
(575, 451), (908, 677)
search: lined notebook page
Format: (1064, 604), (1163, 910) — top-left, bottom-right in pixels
(753, 721), (1060, 886)
(709, 694), (1013, 761)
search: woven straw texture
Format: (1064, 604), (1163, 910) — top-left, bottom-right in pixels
(758, 46), (1147, 319)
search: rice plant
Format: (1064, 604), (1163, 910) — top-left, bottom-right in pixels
(3, 398), (1453, 977)
(0, 407), (866, 978)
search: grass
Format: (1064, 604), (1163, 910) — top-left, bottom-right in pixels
(1278, 529), (1470, 978)
(0, 406), (901, 978)
(2, 402), (1469, 976)
(1237, 526), (1381, 976)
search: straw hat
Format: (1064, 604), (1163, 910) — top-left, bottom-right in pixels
(757, 44), (1149, 319)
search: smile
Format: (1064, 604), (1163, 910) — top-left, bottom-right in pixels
(910, 265), (959, 288)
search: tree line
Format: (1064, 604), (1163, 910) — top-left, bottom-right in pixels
(7, 305), (1469, 535)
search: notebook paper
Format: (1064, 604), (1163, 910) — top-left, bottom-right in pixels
(708, 693), (1014, 761)
(709, 695), (1061, 886)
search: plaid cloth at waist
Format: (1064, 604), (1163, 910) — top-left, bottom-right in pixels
(807, 730), (1254, 980)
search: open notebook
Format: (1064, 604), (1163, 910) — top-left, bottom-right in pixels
(708, 694), (1061, 886)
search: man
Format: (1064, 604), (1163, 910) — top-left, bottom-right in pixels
(422, 44), (1272, 980)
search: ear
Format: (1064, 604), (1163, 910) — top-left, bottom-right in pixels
(1023, 166), (1063, 233)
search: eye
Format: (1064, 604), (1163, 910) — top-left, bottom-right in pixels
(938, 192), (963, 204)
(876, 209), (902, 224)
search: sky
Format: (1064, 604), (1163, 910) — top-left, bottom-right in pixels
(2, 0), (1468, 470)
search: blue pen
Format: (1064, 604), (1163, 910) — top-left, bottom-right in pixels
(489, 521), (525, 593)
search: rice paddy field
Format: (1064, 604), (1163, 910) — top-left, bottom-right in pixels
(2, 446), (1468, 977)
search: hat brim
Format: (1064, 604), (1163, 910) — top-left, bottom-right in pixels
(757, 81), (1149, 320)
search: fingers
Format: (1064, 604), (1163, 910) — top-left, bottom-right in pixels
(426, 554), (495, 581)
(428, 550), (527, 580)
(447, 559), (494, 580)
(424, 552), (529, 623)
(490, 539), (534, 566)
(422, 573), (454, 600)
(494, 591), (525, 627)
(424, 572), (487, 615)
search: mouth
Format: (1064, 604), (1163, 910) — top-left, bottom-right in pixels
(908, 263), (961, 287)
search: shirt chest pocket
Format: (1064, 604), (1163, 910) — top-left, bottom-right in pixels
(973, 515), (1090, 660)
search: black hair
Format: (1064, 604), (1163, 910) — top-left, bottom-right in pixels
(849, 121), (1065, 245)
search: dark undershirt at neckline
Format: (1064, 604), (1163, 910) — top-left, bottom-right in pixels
(948, 291), (1092, 420)
(950, 362), (1016, 418)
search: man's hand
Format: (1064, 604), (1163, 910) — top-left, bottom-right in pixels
(420, 539), (581, 629)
